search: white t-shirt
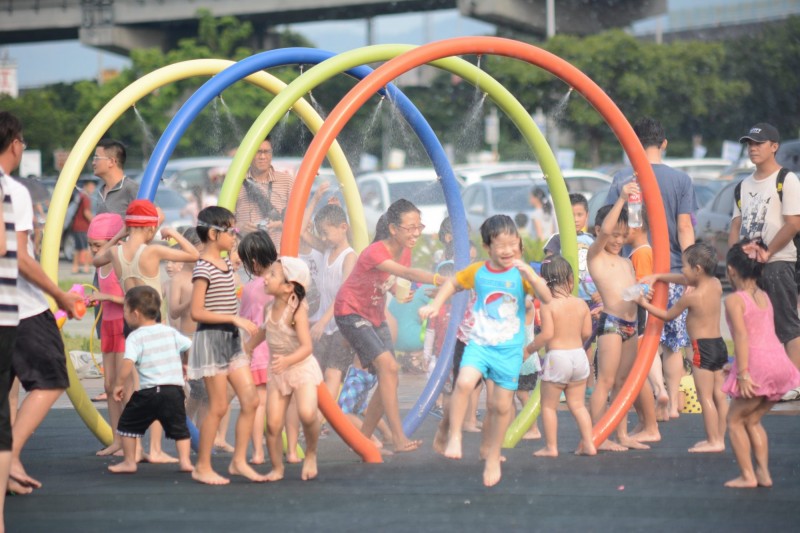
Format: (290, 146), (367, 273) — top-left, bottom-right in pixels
(7, 177), (49, 319)
(0, 172), (19, 327)
(734, 169), (800, 264)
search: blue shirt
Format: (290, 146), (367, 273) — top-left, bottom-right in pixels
(124, 324), (191, 389)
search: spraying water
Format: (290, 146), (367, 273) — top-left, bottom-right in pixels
(219, 97), (243, 140)
(132, 105), (157, 157)
(550, 87), (574, 125)
(358, 96), (385, 157)
(384, 91), (424, 166)
(270, 110), (291, 152)
(309, 92), (328, 120)
(453, 92), (488, 158)
(209, 97), (225, 154)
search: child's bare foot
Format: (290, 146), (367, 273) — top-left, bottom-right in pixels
(10, 467), (41, 489)
(214, 441), (235, 453)
(656, 393), (670, 421)
(433, 427), (448, 455)
(522, 426), (542, 440)
(96, 443), (123, 456)
(147, 451), (179, 464)
(617, 436), (650, 450)
(755, 466), (773, 487)
(228, 460), (268, 482)
(249, 454), (266, 465)
(629, 428), (661, 443)
(7, 477), (34, 495)
(479, 448), (507, 462)
(483, 459), (502, 487)
(463, 423), (482, 433)
(301, 453), (318, 481)
(669, 410), (680, 419)
(575, 441), (597, 456)
(598, 439), (628, 452)
(443, 435), (462, 459)
(108, 461), (137, 474)
(285, 451), (302, 464)
(534, 446), (558, 457)
(688, 440), (724, 453)
(179, 461), (194, 473)
(724, 475), (758, 488)
(192, 468), (230, 485)
(370, 435), (384, 449)
(265, 468), (285, 482)
(394, 439), (422, 454)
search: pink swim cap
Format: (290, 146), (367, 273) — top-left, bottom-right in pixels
(87, 212), (124, 240)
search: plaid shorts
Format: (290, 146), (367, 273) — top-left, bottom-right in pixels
(337, 366), (378, 415)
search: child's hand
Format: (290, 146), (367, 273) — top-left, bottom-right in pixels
(314, 181), (330, 201)
(736, 373), (759, 399)
(639, 274), (659, 288)
(234, 316), (259, 337)
(590, 291), (602, 304)
(112, 385), (125, 402)
(590, 304), (604, 319)
(418, 305), (438, 320)
(160, 227), (176, 240)
(88, 293), (106, 304)
(270, 355), (289, 374)
(621, 180), (641, 199)
(513, 259), (533, 275)
(310, 321), (326, 342)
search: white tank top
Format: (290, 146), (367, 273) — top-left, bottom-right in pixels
(319, 246), (355, 335)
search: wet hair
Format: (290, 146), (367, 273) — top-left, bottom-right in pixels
(437, 217), (454, 260)
(683, 242), (716, 276)
(531, 187), (553, 215)
(124, 286), (161, 320)
(569, 193), (589, 212)
(594, 204), (629, 228)
(479, 214), (519, 246)
(373, 199), (420, 243)
(541, 255), (573, 297)
(196, 206), (235, 243)
(514, 212), (529, 229)
(277, 259), (307, 322)
(97, 138), (127, 167)
(633, 117), (666, 149)
(179, 226), (202, 246)
(373, 214), (390, 243)
(726, 238), (766, 281)
(314, 203), (348, 229)
(0, 111), (23, 153)
(238, 230), (277, 277)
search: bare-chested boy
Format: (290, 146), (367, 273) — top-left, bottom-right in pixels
(637, 242), (728, 453)
(587, 181), (649, 451)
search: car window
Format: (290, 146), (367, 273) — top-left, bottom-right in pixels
(359, 180), (383, 210)
(712, 182), (737, 216)
(175, 167), (212, 190)
(492, 185), (539, 212)
(388, 181), (447, 206)
(155, 189), (187, 209)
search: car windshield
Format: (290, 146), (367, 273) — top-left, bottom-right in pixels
(492, 184), (543, 212)
(388, 181), (447, 206)
(155, 188), (186, 209)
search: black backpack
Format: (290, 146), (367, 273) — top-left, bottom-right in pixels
(734, 167), (800, 286)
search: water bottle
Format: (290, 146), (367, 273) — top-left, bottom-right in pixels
(627, 177), (643, 229)
(622, 283), (649, 302)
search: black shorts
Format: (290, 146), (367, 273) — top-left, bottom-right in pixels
(117, 385), (190, 440)
(335, 315), (394, 371)
(314, 330), (356, 375)
(72, 231), (88, 251)
(452, 338), (467, 385)
(691, 337), (728, 372)
(760, 261), (800, 344)
(637, 305), (647, 337)
(0, 327), (17, 451)
(12, 310), (69, 391)
(518, 371), (539, 392)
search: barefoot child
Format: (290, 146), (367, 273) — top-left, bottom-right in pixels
(237, 230), (277, 465)
(188, 206), (264, 485)
(720, 240), (800, 488)
(334, 199), (439, 453)
(638, 242), (728, 453)
(246, 257), (323, 481)
(587, 182), (647, 451)
(419, 215), (551, 486)
(525, 255), (596, 457)
(108, 286), (193, 474)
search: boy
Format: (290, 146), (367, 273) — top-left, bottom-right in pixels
(637, 243), (728, 453)
(419, 215), (551, 487)
(587, 181), (648, 451)
(109, 286), (194, 474)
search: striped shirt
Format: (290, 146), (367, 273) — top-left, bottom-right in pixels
(0, 172), (19, 327)
(124, 324), (191, 388)
(192, 257), (238, 315)
(234, 167), (294, 249)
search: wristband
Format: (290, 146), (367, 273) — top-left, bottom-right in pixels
(433, 273), (442, 287)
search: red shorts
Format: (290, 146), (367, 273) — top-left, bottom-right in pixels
(101, 318), (125, 354)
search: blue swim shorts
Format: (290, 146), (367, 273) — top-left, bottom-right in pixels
(460, 343), (522, 391)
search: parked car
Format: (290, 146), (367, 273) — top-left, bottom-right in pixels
(461, 178), (549, 234)
(454, 162), (541, 186)
(777, 139), (800, 172)
(355, 169), (456, 236)
(662, 158), (732, 181)
(693, 176), (749, 275)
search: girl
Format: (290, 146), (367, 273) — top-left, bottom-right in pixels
(237, 230), (278, 465)
(526, 255), (596, 457)
(334, 199), (438, 453)
(87, 213), (130, 457)
(188, 206), (264, 485)
(721, 240), (800, 488)
(246, 257), (322, 481)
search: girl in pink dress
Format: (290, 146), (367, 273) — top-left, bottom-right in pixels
(237, 231), (277, 465)
(721, 240), (800, 488)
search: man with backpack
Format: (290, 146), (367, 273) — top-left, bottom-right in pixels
(729, 123), (800, 388)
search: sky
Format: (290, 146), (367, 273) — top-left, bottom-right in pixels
(2, 9), (494, 89)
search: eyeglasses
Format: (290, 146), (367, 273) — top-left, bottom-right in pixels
(256, 149), (273, 156)
(92, 156), (112, 162)
(396, 224), (426, 234)
(197, 221), (239, 236)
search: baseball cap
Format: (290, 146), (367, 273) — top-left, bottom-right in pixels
(279, 256), (310, 290)
(739, 123), (780, 144)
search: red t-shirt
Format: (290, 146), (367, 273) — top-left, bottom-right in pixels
(71, 192), (92, 232)
(334, 241), (411, 326)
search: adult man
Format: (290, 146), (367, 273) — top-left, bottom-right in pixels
(729, 123), (800, 375)
(93, 139), (138, 216)
(235, 136), (294, 249)
(605, 117), (697, 421)
(0, 112), (83, 498)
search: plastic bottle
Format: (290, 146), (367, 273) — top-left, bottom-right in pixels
(622, 283), (649, 302)
(627, 177), (643, 229)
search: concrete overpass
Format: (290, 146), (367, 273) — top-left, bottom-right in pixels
(0, 0), (665, 55)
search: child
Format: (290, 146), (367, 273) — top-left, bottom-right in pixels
(188, 206), (264, 485)
(247, 257), (323, 481)
(108, 286), (193, 474)
(720, 239), (800, 488)
(237, 230), (277, 465)
(587, 182), (647, 451)
(525, 255), (596, 457)
(87, 213), (130, 457)
(419, 214), (551, 487)
(638, 242), (727, 453)
(334, 199), (439, 453)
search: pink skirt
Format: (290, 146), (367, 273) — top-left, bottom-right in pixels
(268, 355), (323, 397)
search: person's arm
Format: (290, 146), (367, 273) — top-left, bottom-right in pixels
(189, 277), (258, 335)
(639, 272), (689, 287)
(152, 227), (199, 263)
(418, 278), (460, 320)
(17, 231), (82, 316)
(271, 305), (313, 373)
(376, 259), (436, 286)
(93, 226), (127, 267)
(728, 213), (742, 247)
(525, 303), (553, 356)
(300, 182), (328, 252)
(677, 213), (695, 252)
(580, 302), (593, 343)
(113, 359), (136, 401)
(514, 259), (552, 304)
(81, 194), (93, 223)
(637, 291), (690, 322)
(724, 293), (756, 398)
(168, 278), (190, 320)
(589, 183), (633, 261)
(763, 214), (800, 261)
(88, 291), (124, 306)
